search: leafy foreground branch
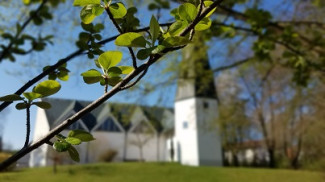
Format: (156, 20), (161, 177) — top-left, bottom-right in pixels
(0, 23), (173, 113)
(0, 0), (224, 171)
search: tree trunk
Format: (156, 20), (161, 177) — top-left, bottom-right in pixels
(139, 145), (144, 162)
(53, 160), (57, 174)
(268, 148), (276, 168)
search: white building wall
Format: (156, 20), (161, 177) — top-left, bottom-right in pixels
(29, 108), (50, 167)
(175, 98), (199, 166)
(126, 133), (159, 161)
(157, 135), (167, 161)
(196, 99), (223, 166)
(30, 105), (172, 167)
(89, 132), (125, 162)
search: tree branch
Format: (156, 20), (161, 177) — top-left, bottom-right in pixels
(105, 6), (138, 68)
(179, 0), (224, 36)
(24, 105), (31, 148)
(213, 58), (251, 73)
(0, 0), (49, 62)
(0, 23), (173, 113)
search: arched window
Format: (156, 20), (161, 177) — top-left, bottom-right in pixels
(96, 117), (121, 132)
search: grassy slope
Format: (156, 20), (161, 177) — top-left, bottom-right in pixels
(0, 163), (323, 182)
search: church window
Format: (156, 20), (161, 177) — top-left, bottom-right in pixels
(96, 117), (121, 132)
(67, 121), (85, 130)
(183, 121), (188, 129)
(203, 102), (209, 109)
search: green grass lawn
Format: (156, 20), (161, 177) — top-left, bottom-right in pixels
(0, 163), (323, 182)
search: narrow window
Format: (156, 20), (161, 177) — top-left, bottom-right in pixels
(183, 121), (188, 129)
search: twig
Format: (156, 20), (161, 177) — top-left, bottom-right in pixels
(105, 6), (138, 68)
(121, 67), (148, 90)
(179, 0), (224, 36)
(213, 58), (251, 73)
(45, 141), (53, 146)
(24, 105), (31, 148)
(0, 49), (84, 112)
(0, 23), (173, 113)
(0, 0), (49, 62)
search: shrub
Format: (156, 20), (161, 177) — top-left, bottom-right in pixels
(98, 150), (117, 162)
(0, 152), (16, 171)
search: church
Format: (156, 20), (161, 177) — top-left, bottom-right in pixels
(29, 37), (223, 167)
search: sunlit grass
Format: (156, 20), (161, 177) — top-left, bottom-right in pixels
(0, 162), (323, 182)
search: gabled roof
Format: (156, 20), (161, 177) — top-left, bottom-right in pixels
(41, 98), (174, 133)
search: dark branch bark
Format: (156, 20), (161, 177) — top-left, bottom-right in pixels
(105, 6), (138, 68)
(213, 58), (251, 73)
(24, 105), (31, 148)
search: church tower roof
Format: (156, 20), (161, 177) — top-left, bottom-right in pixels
(175, 35), (217, 101)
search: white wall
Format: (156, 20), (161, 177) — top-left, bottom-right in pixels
(175, 98), (223, 166)
(126, 133), (159, 161)
(196, 98), (223, 166)
(89, 132), (126, 162)
(175, 98), (199, 166)
(29, 108), (50, 167)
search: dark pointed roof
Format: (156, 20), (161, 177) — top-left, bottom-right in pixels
(175, 34), (217, 101)
(41, 98), (173, 133)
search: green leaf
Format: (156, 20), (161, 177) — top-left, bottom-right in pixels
(92, 5), (104, 16)
(100, 77), (107, 86)
(115, 32), (146, 48)
(33, 101), (52, 109)
(48, 73), (57, 80)
(107, 67), (122, 77)
(152, 45), (166, 54)
(32, 80), (61, 97)
(109, 3), (127, 19)
(178, 3), (197, 22)
(73, 0), (100, 6)
(136, 47), (156, 60)
(80, 5), (96, 24)
(68, 130), (95, 142)
(150, 15), (160, 45)
(107, 77), (122, 86)
(22, 0), (31, 5)
(194, 17), (212, 31)
(203, 1), (216, 17)
(169, 21), (187, 36)
(68, 146), (80, 162)
(98, 51), (123, 71)
(170, 8), (181, 20)
(65, 137), (82, 145)
(81, 69), (102, 84)
(58, 71), (69, 81)
(94, 23), (105, 32)
(23, 92), (42, 101)
(53, 141), (70, 152)
(0, 94), (23, 102)
(119, 66), (134, 74)
(15, 103), (28, 110)
(162, 36), (191, 47)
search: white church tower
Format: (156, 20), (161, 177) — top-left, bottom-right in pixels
(174, 35), (223, 166)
